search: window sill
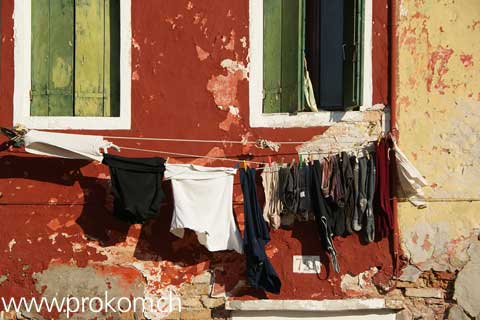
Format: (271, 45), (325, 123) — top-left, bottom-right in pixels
(249, 105), (386, 128)
(226, 298), (394, 311)
(12, 115), (131, 130)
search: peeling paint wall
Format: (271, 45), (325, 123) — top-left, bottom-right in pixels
(0, 0), (392, 319)
(396, 0), (480, 272)
(395, 0), (480, 318)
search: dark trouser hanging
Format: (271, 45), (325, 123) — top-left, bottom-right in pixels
(311, 160), (340, 273)
(240, 168), (281, 294)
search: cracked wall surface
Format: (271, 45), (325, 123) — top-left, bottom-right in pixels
(0, 0), (397, 319)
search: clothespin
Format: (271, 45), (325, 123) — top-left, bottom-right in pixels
(268, 156), (272, 167)
(166, 157), (170, 163)
(243, 160), (247, 170)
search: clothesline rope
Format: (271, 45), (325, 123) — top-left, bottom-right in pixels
(118, 144), (377, 166)
(119, 146), (268, 165)
(104, 135), (375, 145)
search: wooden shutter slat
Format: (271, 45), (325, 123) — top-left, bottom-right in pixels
(74, 0), (105, 116)
(263, 0), (283, 113)
(47, 0), (75, 116)
(280, 0), (304, 113)
(343, 0), (363, 107)
(355, 0), (365, 106)
(103, 0), (120, 117)
(31, 0), (51, 116)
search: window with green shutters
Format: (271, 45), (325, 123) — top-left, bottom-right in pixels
(30, 0), (120, 117)
(263, 0), (364, 113)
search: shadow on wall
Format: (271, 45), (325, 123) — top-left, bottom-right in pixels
(0, 155), (217, 268)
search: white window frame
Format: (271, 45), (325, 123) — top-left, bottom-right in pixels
(13, 0), (131, 130)
(249, 0), (373, 128)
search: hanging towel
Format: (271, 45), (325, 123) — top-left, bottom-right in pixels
(240, 167), (282, 294)
(164, 164), (243, 254)
(24, 130), (115, 162)
(393, 143), (428, 208)
(103, 154), (166, 224)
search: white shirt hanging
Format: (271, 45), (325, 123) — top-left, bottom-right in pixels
(164, 164), (243, 254)
(23, 130), (116, 162)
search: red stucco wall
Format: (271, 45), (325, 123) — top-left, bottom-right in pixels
(0, 0), (391, 312)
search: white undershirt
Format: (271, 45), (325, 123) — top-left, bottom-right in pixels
(164, 164), (243, 254)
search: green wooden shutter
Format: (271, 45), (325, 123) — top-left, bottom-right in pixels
(343, 0), (364, 107)
(263, 0), (282, 113)
(263, 0), (305, 113)
(31, 0), (74, 116)
(31, 0), (119, 117)
(75, 0), (119, 117)
(281, 0), (305, 113)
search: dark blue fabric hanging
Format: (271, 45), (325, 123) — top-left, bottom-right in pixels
(240, 168), (281, 294)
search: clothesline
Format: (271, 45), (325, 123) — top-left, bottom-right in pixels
(117, 144), (378, 167)
(103, 134), (376, 145)
(119, 146), (268, 165)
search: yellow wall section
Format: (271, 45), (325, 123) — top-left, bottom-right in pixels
(396, 0), (480, 270)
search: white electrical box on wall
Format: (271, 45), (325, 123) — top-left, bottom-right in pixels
(292, 255), (321, 274)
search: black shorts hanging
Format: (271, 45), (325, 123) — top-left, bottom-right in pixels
(103, 154), (166, 224)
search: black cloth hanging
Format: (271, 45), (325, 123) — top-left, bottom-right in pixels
(327, 155), (346, 236)
(240, 168), (281, 294)
(341, 152), (354, 235)
(310, 160), (340, 273)
(103, 154), (166, 224)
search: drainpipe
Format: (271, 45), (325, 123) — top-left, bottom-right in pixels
(389, 0), (403, 288)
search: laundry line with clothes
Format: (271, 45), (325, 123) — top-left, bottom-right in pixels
(0, 126), (428, 295)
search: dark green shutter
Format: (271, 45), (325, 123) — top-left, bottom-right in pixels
(280, 0), (304, 113)
(31, 0), (74, 116)
(263, 0), (283, 114)
(343, 0), (364, 107)
(31, 0), (120, 117)
(263, 0), (305, 113)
